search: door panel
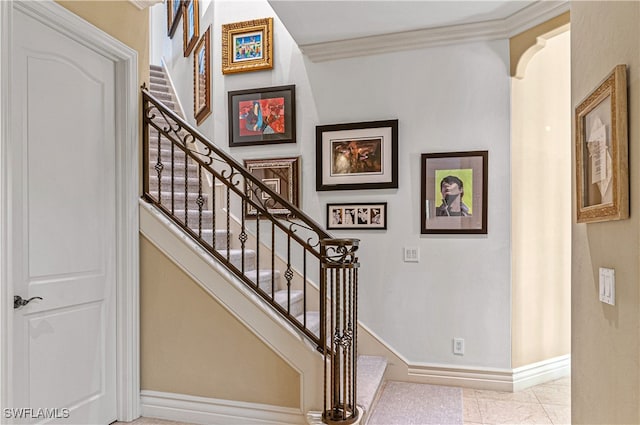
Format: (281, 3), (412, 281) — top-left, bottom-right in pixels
(11, 7), (117, 424)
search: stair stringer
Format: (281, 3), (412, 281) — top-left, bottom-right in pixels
(139, 200), (324, 417)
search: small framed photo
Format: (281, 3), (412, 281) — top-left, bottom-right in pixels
(243, 157), (299, 218)
(182, 0), (199, 57)
(222, 18), (273, 74)
(421, 151), (488, 234)
(327, 202), (387, 230)
(167, 0), (182, 38)
(575, 64), (628, 223)
(316, 120), (398, 191)
(193, 26), (211, 125)
(228, 85), (295, 147)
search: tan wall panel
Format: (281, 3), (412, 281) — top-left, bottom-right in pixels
(571, 2), (640, 423)
(140, 236), (300, 408)
(511, 31), (571, 368)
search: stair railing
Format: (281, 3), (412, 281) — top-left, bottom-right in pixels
(142, 87), (359, 423)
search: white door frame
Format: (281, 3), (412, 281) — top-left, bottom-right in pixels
(0, 1), (140, 422)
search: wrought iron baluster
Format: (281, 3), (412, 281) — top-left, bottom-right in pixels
(226, 185), (230, 262)
(212, 174), (217, 250)
(303, 248), (307, 327)
(155, 130), (163, 198)
(171, 139), (175, 214)
(184, 153), (188, 228)
(271, 222), (276, 298)
(240, 196), (246, 275)
(197, 165), (204, 237)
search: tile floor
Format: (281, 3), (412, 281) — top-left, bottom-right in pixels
(464, 376), (571, 425)
(118, 376), (570, 425)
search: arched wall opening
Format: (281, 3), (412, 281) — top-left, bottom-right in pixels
(511, 24), (571, 368)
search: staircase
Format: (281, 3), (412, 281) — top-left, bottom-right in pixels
(148, 64), (320, 336)
(145, 64), (387, 424)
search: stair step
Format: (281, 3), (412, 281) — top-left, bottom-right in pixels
(357, 356), (388, 419)
(218, 249), (256, 271)
(274, 289), (304, 318)
(149, 175), (204, 192)
(148, 190), (208, 211)
(149, 80), (168, 91)
(172, 209), (214, 226)
(150, 69), (165, 78)
(149, 161), (199, 177)
(245, 269), (281, 293)
(194, 228), (230, 251)
(296, 311), (320, 337)
(150, 64), (163, 71)
(151, 90), (172, 101)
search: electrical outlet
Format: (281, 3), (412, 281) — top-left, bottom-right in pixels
(453, 338), (465, 355)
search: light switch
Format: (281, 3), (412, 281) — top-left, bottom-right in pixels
(404, 247), (419, 263)
(599, 267), (615, 305)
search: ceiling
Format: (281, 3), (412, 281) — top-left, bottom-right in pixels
(268, 0), (538, 46)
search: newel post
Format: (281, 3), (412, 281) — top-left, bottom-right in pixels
(320, 238), (360, 425)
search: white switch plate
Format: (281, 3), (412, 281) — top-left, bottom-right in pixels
(599, 267), (615, 305)
(404, 247), (420, 262)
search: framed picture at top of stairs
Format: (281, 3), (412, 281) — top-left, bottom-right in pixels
(194, 26), (211, 125)
(167, 0), (182, 38)
(222, 18), (274, 74)
(183, 0), (199, 57)
(228, 85), (296, 147)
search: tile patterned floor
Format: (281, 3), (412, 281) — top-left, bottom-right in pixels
(117, 376), (570, 425)
(464, 376), (571, 425)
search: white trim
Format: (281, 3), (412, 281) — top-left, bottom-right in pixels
(512, 355), (571, 391)
(139, 201), (323, 413)
(141, 391), (305, 425)
(299, 0), (569, 62)
(160, 57), (187, 119)
(129, 0), (162, 10)
(0, 1), (139, 422)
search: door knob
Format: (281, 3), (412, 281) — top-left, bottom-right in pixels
(14, 295), (43, 309)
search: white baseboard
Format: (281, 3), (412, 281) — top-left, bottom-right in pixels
(407, 354), (570, 392)
(141, 391), (306, 425)
(512, 354), (571, 391)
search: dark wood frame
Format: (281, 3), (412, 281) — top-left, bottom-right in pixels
(575, 64), (628, 224)
(326, 202), (387, 230)
(182, 0), (199, 57)
(222, 18), (274, 74)
(420, 151), (488, 234)
(243, 157), (300, 218)
(316, 119), (398, 191)
(167, 0), (182, 38)
(193, 26), (211, 125)
(228, 85), (296, 147)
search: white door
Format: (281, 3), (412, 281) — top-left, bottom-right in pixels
(10, 6), (117, 425)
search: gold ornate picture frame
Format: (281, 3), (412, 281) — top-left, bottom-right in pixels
(222, 18), (273, 74)
(575, 64), (628, 224)
(243, 157), (299, 218)
(193, 26), (211, 125)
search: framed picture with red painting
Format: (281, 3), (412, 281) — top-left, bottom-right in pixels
(228, 85), (296, 147)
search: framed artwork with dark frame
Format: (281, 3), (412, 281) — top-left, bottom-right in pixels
(182, 0), (199, 57)
(326, 202), (387, 230)
(244, 157), (299, 218)
(193, 26), (211, 125)
(222, 18), (273, 74)
(316, 119), (398, 191)
(167, 0), (182, 38)
(575, 64), (628, 224)
(228, 85), (295, 147)
(421, 151), (488, 234)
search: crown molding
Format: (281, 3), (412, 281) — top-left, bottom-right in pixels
(299, 0), (569, 62)
(129, 0), (162, 10)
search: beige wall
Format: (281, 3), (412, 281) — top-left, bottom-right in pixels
(140, 237), (301, 408)
(571, 2), (640, 423)
(56, 0), (149, 86)
(511, 30), (571, 368)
